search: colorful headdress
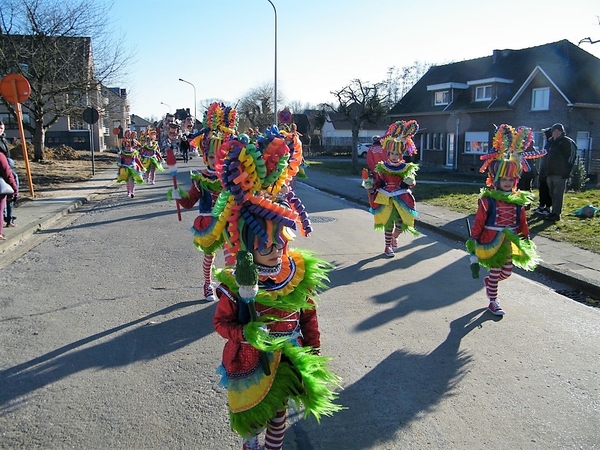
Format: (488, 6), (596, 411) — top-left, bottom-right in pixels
(211, 126), (312, 259)
(279, 123), (303, 181)
(191, 102), (238, 164)
(381, 120), (419, 156)
(121, 130), (140, 149)
(479, 124), (547, 187)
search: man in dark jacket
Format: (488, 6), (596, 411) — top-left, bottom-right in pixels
(0, 121), (10, 159)
(544, 123), (577, 222)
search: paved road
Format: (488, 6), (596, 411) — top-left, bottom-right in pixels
(1, 160), (599, 449)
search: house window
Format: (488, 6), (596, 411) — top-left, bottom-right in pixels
(434, 90), (450, 105)
(531, 87), (550, 111)
(475, 85), (492, 101)
(464, 131), (489, 154)
(432, 133), (438, 149)
(0, 112), (31, 128)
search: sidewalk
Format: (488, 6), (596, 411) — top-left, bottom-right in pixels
(300, 169), (600, 300)
(0, 169), (117, 254)
(2, 167), (600, 300)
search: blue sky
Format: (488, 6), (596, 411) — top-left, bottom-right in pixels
(108, 0), (600, 121)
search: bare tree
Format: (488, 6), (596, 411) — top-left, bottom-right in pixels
(323, 79), (388, 175)
(0, 0), (129, 160)
(579, 15), (600, 46)
(237, 83), (284, 132)
(383, 61), (433, 109)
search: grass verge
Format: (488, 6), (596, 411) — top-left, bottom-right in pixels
(306, 159), (600, 254)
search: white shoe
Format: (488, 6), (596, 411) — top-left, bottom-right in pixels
(384, 246), (395, 257)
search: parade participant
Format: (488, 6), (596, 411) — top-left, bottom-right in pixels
(362, 120), (420, 257)
(467, 124), (544, 315)
(212, 128), (341, 450)
(139, 128), (164, 184)
(277, 122), (305, 191)
(169, 103), (238, 302)
(365, 135), (385, 175)
(159, 117), (181, 159)
(180, 115), (196, 163)
(116, 131), (145, 198)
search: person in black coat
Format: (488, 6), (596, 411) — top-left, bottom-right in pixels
(544, 123), (577, 222)
(532, 127), (553, 215)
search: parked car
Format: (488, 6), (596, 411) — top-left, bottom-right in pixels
(357, 143), (370, 157)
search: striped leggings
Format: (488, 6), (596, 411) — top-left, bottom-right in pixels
(485, 257), (513, 301)
(241, 409), (287, 450)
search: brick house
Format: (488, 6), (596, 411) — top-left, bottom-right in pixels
(388, 40), (600, 179)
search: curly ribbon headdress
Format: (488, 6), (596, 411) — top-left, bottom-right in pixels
(381, 120), (419, 156)
(121, 130), (140, 149)
(212, 126), (312, 259)
(479, 124), (547, 187)
(190, 102), (239, 165)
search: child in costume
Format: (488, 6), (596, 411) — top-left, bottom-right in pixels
(466, 124), (544, 316)
(212, 128), (341, 450)
(169, 103), (238, 302)
(363, 120), (420, 258)
(139, 128), (164, 184)
(116, 131), (145, 198)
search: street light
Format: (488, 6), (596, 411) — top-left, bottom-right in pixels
(267, 0), (277, 126)
(160, 101), (171, 113)
(178, 78), (197, 120)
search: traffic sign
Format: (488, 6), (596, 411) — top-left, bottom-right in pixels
(83, 107), (99, 124)
(0, 74), (31, 103)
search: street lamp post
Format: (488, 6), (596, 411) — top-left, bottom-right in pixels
(267, 0), (277, 126)
(160, 102), (172, 113)
(178, 78), (197, 120)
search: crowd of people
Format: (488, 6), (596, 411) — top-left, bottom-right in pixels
(1, 105), (577, 446)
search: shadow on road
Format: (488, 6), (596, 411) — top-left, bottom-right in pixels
(295, 308), (499, 448)
(0, 301), (211, 412)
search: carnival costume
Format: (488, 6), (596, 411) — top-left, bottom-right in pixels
(466, 124), (545, 315)
(116, 131), (145, 198)
(167, 103), (238, 302)
(212, 127), (341, 450)
(363, 120), (420, 257)
(139, 128), (164, 184)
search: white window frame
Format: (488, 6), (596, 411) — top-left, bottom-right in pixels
(531, 87), (550, 111)
(434, 90), (450, 105)
(475, 85), (492, 101)
(464, 131), (489, 154)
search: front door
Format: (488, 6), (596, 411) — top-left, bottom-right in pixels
(446, 133), (455, 168)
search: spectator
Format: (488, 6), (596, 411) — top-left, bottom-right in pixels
(4, 158), (19, 227)
(533, 127), (553, 215)
(0, 151), (19, 240)
(0, 121), (10, 159)
(544, 123), (577, 222)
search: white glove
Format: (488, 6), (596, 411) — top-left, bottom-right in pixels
(171, 189), (182, 200)
(404, 177), (415, 186)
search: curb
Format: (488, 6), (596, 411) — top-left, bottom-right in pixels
(301, 180), (600, 301)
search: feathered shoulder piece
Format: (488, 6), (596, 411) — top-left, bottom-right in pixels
(381, 120), (419, 156)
